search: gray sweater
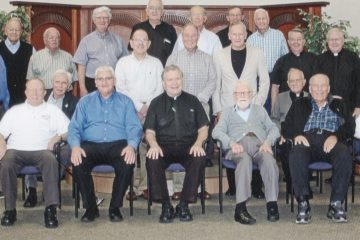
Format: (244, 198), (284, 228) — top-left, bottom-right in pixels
(212, 104), (280, 149)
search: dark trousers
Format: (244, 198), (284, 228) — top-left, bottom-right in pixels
(85, 77), (96, 93)
(73, 140), (133, 209)
(0, 150), (59, 210)
(289, 132), (352, 202)
(146, 144), (206, 203)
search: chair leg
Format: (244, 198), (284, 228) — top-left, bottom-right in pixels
(147, 174), (151, 215)
(345, 190), (348, 212)
(290, 183), (294, 213)
(129, 169), (134, 217)
(75, 181), (79, 218)
(201, 169), (205, 214)
(351, 165), (355, 203)
(219, 159), (223, 214)
(22, 176), (26, 200)
(320, 171), (323, 194)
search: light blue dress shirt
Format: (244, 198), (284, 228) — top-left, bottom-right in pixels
(0, 55), (9, 110)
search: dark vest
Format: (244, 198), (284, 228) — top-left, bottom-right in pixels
(0, 41), (33, 106)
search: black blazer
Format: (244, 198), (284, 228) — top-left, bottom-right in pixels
(45, 90), (78, 119)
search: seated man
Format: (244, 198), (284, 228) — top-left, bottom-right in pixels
(282, 73), (354, 224)
(212, 81), (280, 225)
(0, 78), (69, 228)
(144, 65), (209, 223)
(23, 69), (78, 208)
(272, 68), (308, 189)
(68, 65), (143, 223)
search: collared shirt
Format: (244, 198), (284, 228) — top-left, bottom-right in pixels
(166, 48), (216, 103)
(27, 48), (77, 89)
(73, 31), (128, 78)
(115, 53), (163, 111)
(68, 91), (143, 149)
(47, 91), (64, 110)
(234, 104), (252, 122)
(0, 101), (69, 151)
(144, 91), (209, 146)
(131, 20), (177, 66)
(0, 55), (9, 110)
(304, 99), (342, 133)
(5, 38), (20, 54)
(247, 27), (289, 72)
(172, 27), (223, 56)
(271, 51), (318, 92)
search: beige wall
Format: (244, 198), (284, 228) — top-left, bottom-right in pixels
(2, 0), (359, 37)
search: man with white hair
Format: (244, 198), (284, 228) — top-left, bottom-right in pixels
(73, 6), (128, 96)
(27, 27), (77, 90)
(213, 81), (280, 225)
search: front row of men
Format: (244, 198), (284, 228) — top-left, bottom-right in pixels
(0, 65), (354, 227)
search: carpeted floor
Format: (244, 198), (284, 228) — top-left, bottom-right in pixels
(1, 174), (360, 240)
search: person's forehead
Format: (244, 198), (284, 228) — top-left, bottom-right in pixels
(6, 20), (21, 28)
(133, 30), (148, 39)
(230, 25), (244, 34)
(95, 11), (109, 17)
(289, 32), (303, 39)
(97, 70), (113, 76)
(289, 71), (302, 79)
(183, 26), (198, 35)
(255, 11), (267, 19)
(148, 0), (162, 7)
(328, 31), (343, 39)
(191, 7), (205, 15)
(229, 8), (242, 15)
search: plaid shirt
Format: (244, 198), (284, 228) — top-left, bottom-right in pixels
(304, 99), (343, 133)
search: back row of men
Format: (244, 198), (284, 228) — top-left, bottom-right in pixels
(0, 0), (359, 228)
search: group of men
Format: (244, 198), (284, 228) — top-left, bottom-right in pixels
(0, 0), (359, 229)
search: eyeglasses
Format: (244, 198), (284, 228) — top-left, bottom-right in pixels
(95, 77), (113, 82)
(131, 38), (149, 44)
(7, 28), (21, 33)
(95, 16), (110, 21)
(148, 6), (162, 12)
(233, 91), (252, 97)
(288, 78), (304, 84)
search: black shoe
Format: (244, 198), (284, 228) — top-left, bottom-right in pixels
(1, 209), (17, 226)
(159, 204), (175, 223)
(267, 202), (279, 222)
(296, 201), (311, 224)
(44, 205), (58, 228)
(109, 208), (123, 222)
(197, 191), (211, 200)
(81, 207), (100, 222)
(325, 177), (332, 184)
(327, 201), (347, 223)
(234, 209), (256, 225)
(175, 204), (193, 222)
(225, 189), (236, 196)
(23, 192), (37, 208)
(252, 190), (265, 199)
(205, 159), (214, 167)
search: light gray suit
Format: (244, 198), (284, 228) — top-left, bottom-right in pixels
(212, 104), (280, 203)
(212, 46), (270, 114)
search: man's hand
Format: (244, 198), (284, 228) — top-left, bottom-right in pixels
(47, 135), (61, 151)
(259, 143), (273, 154)
(189, 143), (206, 157)
(323, 135), (338, 153)
(146, 145), (164, 160)
(294, 135), (310, 147)
(71, 147), (87, 166)
(353, 107), (360, 118)
(121, 145), (136, 164)
(230, 142), (244, 155)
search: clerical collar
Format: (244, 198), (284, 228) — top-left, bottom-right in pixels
(289, 91), (304, 101)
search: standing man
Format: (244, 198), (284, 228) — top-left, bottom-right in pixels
(166, 23), (216, 200)
(271, 28), (318, 114)
(282, 74), (354, 224)
(27, 27), (77, 90)
(0, 78), (69, 228)
(115, 29), (163, 200)
(172, 6), (222, 56)
(318, 27), (360, 117)
(213, 81), (280, 225)
(68, 66), (143, 223)
(0, 17), (34, 106)
(130, 0), (177, 66)
(73, 6), (128, 96)
(217, 6), (252, 47)
(144, 65), (209, 223)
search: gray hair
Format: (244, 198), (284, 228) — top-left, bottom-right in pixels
(254, 8), (269, 20)
(92, 6), (112, 22)
(95, 65), (115, 79)
(309, 73), (330, 86)
(161, 64), (183, 81)
(229, 22), (247, 33)
(326, 27), (345, 41)
(52, 69), (72, 88)
(146, 0), (164, 9)
(234, 80), (254, 94)
(287, 68), (305, 82)
(43, 27), (60, 40)
(288, 27), (304, 39)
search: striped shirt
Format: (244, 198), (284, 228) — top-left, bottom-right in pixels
(246, 28), (288, 72)
(166, 48), (216, 103)
(304, 99), (342, 133)
(27, 48), (77, 89)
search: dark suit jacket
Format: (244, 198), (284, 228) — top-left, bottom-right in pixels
(45, 90), (78, 119)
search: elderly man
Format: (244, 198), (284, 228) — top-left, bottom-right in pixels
(318, 27), (360, 117)
(271, 28), (318, 114)
(217, 6), (252, 47)
(144, 65), (209, 223)
(172, 6), (222, 56)
(282, 74), (354, 224)
(0, 78), (69, 228)
(0, 17), (34, 106)
(130, 0), (177, 66)
(213, 22), (269, 198)
(213, 81), (280, 225)
(23, 70), (78, 208)
(73, 6), (128, 96)
(68, 66), (142, 223)
(27, 27), (77, 90)
(166, 23), (216, 200)
(115, 28), (163, 200)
